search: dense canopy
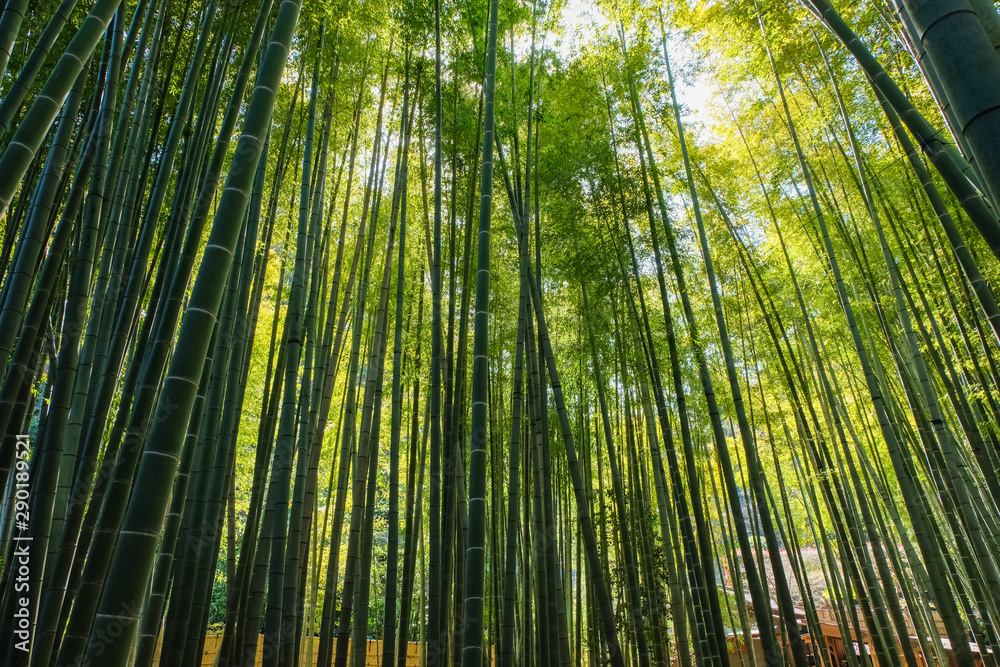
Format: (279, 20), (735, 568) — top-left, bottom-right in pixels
(1, 0), (1000, 666)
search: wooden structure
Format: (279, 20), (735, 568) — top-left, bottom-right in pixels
(155, 636), (426, 667)
(729, 605), (992, 667)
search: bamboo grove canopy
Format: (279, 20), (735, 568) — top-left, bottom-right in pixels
(1, 0), (1000, 665)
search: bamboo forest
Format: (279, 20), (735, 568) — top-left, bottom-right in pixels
(5, 0), (1000, 664)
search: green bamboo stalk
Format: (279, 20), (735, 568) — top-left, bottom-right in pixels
(79, 1), (302, 662)
(495, 135), (625, 667)
(803, 0), (1000, 260)
(459, 0), (499, 653)
(0, 0), (123, 210)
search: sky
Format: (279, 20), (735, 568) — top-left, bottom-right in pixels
(554, 0), (609, 59)
(549, 0), (721, 134)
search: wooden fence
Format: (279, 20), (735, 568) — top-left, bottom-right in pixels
(156, 636), (466, 667)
